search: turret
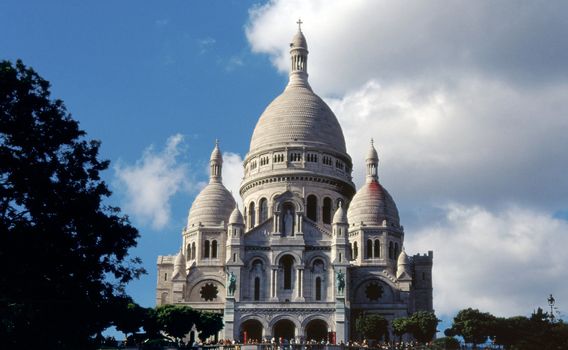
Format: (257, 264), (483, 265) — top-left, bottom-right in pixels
(170, 249), (187, 303)
(396, 248), (411, 280)
(226, 206), (245, 266)
(172, 249), (186, 280)
(332, 202), (350, 264)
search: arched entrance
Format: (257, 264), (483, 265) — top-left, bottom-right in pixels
(305, 319), (328, 342)
(273, 319), (295, 341)
(241, 319), (263, 343)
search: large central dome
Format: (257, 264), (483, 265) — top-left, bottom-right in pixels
(249, 84), (347, 154)
(248, 28), (347, 156)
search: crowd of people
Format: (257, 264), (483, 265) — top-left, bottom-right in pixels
(192, 338), (443, 350)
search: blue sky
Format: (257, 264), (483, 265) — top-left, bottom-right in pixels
(2, 0), (279, 307)
(3, 0), (568, 337)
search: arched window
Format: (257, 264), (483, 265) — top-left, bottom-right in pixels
(204, 240), (210, 258)
(281, 255), (294, 290)
(389, 242), (394, 259)
(254, 277), (260, 301)
(394, 243), (400, 259)
(248, 202), (256, 229)
(211, 240), (218, 258)
(366, 239), (373, 259)
(374, 240), (381, 258)
(307, 195), (317, 221)
(349, 243), (353, 260)
(187, 244), (191, 260)
(322, 197), (332, 224)
(315, 277), (322, 301)
(354, 241), (358, 259)
(259, 198), (268, 223)
(191, 242), (196, 260)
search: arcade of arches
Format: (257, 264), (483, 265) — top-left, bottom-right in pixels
(240, 318), (331, 343)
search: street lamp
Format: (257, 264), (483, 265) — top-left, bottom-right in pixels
(547, 294), (555, 322)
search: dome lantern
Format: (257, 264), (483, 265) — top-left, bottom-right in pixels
(210, 139), (222, 183)
(288, 19), (310, 89)
(366, 139), (379, 183)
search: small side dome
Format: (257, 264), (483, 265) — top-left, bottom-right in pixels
(229, 206), (244, 225)
(347, 181), (400, 227)
(187, 182), (236, 228)
(333, 202), (348, 224)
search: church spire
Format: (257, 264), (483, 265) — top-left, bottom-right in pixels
(366, 139), (379, 183)
(288, 19), (311, 89)
(209, 139), (223, 183)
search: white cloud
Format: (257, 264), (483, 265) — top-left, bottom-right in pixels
(246, 0), (568, 318)
(247, 0), (568, 94)
(114, 134), (194, 230)
(222, 152), (244, 208)
(407, 204), (568, 317)
(328, 79), (568, 211)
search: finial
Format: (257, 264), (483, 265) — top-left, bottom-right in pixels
(297, 18), (303, 31)
(370, 138), (374, 146)
(215, 139), (219, 147)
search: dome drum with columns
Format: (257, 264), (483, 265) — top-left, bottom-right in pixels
(157, 23), (433, 343)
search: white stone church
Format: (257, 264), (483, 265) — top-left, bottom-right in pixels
(156, 25), (433, 344)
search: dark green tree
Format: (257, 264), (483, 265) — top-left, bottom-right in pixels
(156, 304), (199, 345)
(445, 308), (496, 348)
(432, 336), (460, 349)
(407, 311), (439, 343)
(355, 314), (389, 342)
(493, 316), (532, 349)
(196, 311), (224, 341)
(392, 317), (410, 342)
(113, 297), (146, 340)
(143, 307), (162, 341)
(0, 60), (144, 349)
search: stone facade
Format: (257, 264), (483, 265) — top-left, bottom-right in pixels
(156, 26), (433, 343)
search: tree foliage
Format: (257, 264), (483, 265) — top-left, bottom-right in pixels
(392, 317), (410, 341)
(407, 311), (439, 343)
(113, 296), (147, 339)
(156, 305), (199, 344)
(432, 336), (460, 349)
(355, 314), (389, 341)
(392, 312), (439, 344)
(445, 308), (496, 347)
(0, 59), (144, 349)
(492, 308), (568, 350)
(196, 311), (224, 341)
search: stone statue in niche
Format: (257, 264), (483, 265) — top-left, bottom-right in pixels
(227, 272), (237, 296)
(282, 206), (295, 236)
(336, 270), (345, 295)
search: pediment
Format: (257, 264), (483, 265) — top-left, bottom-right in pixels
(244, 217), (273, 243)
(303, 218), (332, 244)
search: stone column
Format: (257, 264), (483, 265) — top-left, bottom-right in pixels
(294, 267), (305, 301)
(270, 267), (278, 300)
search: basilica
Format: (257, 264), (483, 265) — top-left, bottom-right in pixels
(156, 25), (433, 343)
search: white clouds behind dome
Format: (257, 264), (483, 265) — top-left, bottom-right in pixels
(246, 0), (568, 319)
